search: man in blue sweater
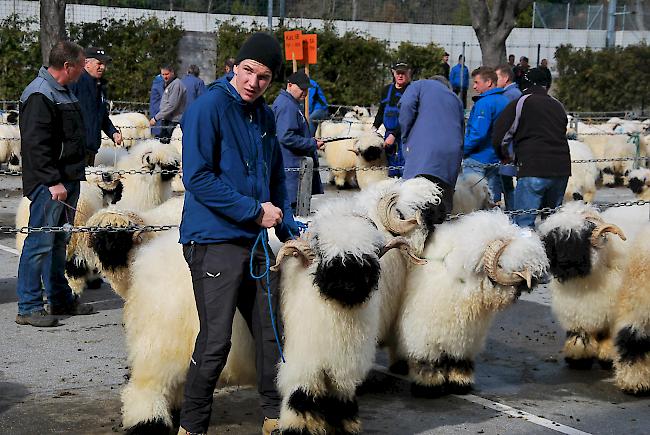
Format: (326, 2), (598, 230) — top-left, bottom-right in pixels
(181, 64), (206, 107)
(69, 47), (122, 165)
(449, 55), (470, 109)
(463, 66), (509, 205)
(178, 33), (298, 435)
(272, 71), (323, 212)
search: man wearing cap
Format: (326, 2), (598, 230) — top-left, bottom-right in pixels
(272, 70), (324, 212)
(69, 46), (122, 165)
(148, 64), (187, 143)
(178, 32), (298, 435)
(373, 61), (412, 177)
(492, 67), (571, 228)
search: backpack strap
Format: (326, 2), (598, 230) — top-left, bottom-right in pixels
(499, 93), (531, 156)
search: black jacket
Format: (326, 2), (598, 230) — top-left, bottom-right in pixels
(492, 86), (571, 178)
(69, 70), (118, 153)
(19, 67), (86, 197)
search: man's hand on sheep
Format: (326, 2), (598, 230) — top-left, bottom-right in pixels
(49, 183), (68, 201)
(384, 133), (395, 147)
(316, 139), (325, 150)
(113, 132), (123, 146)
(256, 202), (283, 228)
(149, 117), (156, 126)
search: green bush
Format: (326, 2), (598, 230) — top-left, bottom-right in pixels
(0, 15), (40, 103)
(216, 20), (445, 106)
(69, 17), (184, 102)
(555, 44), (650, 112)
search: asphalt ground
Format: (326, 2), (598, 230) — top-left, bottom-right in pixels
(1, 174), (649, 435)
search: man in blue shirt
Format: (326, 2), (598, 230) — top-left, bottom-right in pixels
(463, 66), (509, 205)
(148, 73), (164, 136)
(449, 55), (470, 109)
(177, 32), (297, 435)
(307, 77), (329, 135)
(495, 64), (523, 209)
(181, 64), (206, 107)
(272, 71), (324, 212)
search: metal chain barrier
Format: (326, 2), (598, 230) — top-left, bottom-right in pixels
(1, 224), (178, 235)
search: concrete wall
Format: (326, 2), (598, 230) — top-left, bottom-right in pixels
(1, 1), (649, 78)
(176, 31), (217, 84)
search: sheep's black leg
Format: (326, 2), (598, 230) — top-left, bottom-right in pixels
(321, 394), (360, 434)
(282, 388), (328, 435)
(445, 356), (475, 395)
(124, 418), (171, 435)
(564, 330), (596, 369)
(615, 326), (650, 396)
(409, 359), (446, 398)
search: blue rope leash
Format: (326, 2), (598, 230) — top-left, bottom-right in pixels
(250, 229), (286, 363)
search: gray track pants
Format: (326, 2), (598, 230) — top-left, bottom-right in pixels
(179, 242), (282, 433)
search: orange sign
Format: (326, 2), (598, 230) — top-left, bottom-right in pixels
(302, 34), (317, 64)
(284, 30), (303, 61)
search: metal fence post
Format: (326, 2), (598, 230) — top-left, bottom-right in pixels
(295, 157), (314, 217)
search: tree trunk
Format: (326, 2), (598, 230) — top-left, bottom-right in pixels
(40, 0), (67, 66)
(635, 0), (646, 31)
(468, 0), (533, 67)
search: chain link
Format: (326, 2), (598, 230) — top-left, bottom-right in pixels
(1, 224), (178, 235)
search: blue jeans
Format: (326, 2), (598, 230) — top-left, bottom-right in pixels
(16, 181), (80, 315)
(463, 159), (502, 204)
(514, 176), (568, 228)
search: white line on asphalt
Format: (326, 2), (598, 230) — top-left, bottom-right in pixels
(86, 298), (121, 305)
(0, 242), (19, 255)
(372, 365), (592, 435)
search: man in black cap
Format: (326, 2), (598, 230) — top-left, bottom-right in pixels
(176, 32), (298, 435)
(69, 46), (122, 165)
(492, 67), (571, 228)
(373, 61), (412, 177)
(272, 70), (324, 212)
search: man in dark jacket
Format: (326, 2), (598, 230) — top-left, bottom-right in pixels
(181, 64), (206, 107)
(272, 70), (324, 212)
(16, 41), (95, 328)
(399, 75), (464, 212)
(69, 47), (122, 165)
(178, 33), (298, 435)
(492, 68), (571, 228)
(539, 58), (553, 89)
(513, 56), (530, 88)
(373, 61), (412, 177)
(441, 52), (450, 79)
(149, 73), (164, 136)
(149, 64), (187, 143)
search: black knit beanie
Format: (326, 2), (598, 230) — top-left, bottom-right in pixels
(235, 32), (283, 79)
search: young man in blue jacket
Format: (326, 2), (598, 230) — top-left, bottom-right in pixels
(449, 55), (470, 109)
(177, 32), (298, 435)
(272, 70), (324, 212)
(463, 66), (509, 205)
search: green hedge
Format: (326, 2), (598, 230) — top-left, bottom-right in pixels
(555, 44), (650, 113)
(69, 17), (184, 102)
(0, 16), (183, 103)
(216, 20), (445, 106)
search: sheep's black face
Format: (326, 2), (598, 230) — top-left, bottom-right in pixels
(419, 201), (447, 233)
(628, 177), (645, 194)
(64, 255), (88, 279)
(90, 231), (135, 271)
(361, 146), (382, 162)
(313, 254), (381, 308)
(6, 111), (18, 125)
(160, 162), (180, 181)
(542, 223), (594, 282)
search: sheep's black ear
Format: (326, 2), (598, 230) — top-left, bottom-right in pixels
(628, 177), (645, 194)
(313, 254), (380, 308)
(542, 224), (594, 282)
(90, 231), (135, 271)
(8, 153), (19, 166)
(420, 201), (447, 232)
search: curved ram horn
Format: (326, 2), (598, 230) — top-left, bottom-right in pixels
(348, 148), (361, 155)
(270, 239), (315, 272)
(377, 191), (419, 235)
(482, 239), (532, 287)
(379, 236), (427, 265)
(590, 223), (627, 247)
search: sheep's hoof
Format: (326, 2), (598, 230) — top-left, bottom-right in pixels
(124, 418), (171, 435)
(565, 357), (594, 370)
(389, 360), (409, 376)
(280, 428), (312, 435)
(597, 359), (614, 370)
(446, 381), (473, 395)
(622, 387), (650, 397)
(410, 382), (446, 398)
(86, 277), (103, 289)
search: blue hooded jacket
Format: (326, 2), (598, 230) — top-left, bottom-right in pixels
(464, 87), (509, 164)
(179, 78), (298, 245)
(308, 79), (328, 115)
(271, 89), (323, 205)
(399, 79), (464, 186)
(449, 63), (470, 90)
(181, 74), (206, 107)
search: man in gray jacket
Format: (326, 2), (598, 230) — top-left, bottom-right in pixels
(149, 64), (187, 143)
(399, 76), (464, 213)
